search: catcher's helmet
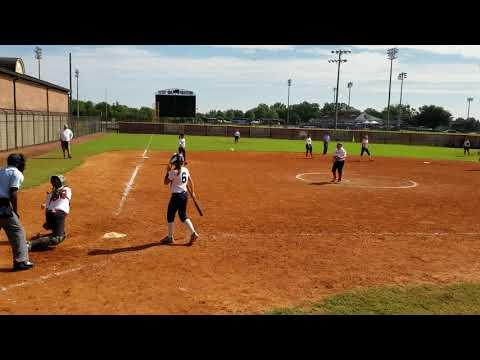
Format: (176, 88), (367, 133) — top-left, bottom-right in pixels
(7, 153), (26, 173)
(169, 153), (184, 166)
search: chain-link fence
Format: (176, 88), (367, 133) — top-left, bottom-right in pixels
(0, 109), (105, 151)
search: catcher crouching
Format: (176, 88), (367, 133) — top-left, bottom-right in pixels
(28, 175), (72, 251)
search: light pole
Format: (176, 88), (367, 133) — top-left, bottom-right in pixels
(386, 48), (399, 129)
(75, 69), (79, 118)
(287, 79), (292, 125)
(333, 87), (337, 103)
(328, 49), (351, 129)
(34, 46), (42, 79)
(467, 97), (474, 120)
(397, 72), (407, 127)
(347, 82), (353, 108)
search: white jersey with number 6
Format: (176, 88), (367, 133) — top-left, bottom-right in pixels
(168, 167), (190, 193)
(179, 138), (186, 148)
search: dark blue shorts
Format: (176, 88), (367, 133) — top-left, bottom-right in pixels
(167, 192), (189, 223)
(332, 160), (345, 173)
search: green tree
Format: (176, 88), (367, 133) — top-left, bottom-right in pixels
(414, 105), (452, 129)
(364, 107), (383, 119)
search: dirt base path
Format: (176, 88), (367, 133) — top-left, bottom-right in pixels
(0, 150), (479, 314)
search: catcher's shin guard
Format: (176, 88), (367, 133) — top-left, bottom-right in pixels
(29, 235), (65, 251)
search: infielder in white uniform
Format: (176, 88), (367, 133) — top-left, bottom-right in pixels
(28, 175), (72, 251)
(162, 153), (199, 246)
(332, 143), (347, 182)
(305, 134), (313, 158)
(60, 124), (74, 159)
(178, 133), (187, 163)
(360, 135), (372, 160)
(234, 130), (240, 143)
(464, 138), (471, 156)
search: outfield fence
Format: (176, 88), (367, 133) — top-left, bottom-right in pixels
(119, 122), (480, 148)
(0, 109), (105, 151)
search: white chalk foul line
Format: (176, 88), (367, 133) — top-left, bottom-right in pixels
(296, 172), (418, 189)
(0, 260), (109, 293)
(114, 135), (153, 216)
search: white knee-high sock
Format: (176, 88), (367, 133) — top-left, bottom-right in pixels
(167, 222), (174, 238)
(183, 219), (196, 235)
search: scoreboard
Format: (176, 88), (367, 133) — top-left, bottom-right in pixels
(155, 89), (196, 118)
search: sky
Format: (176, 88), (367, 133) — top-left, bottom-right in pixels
(1, 45), (480, 118)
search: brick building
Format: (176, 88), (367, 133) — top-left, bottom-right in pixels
(0, 57), (69, 113)
(0, 57), (70, 150)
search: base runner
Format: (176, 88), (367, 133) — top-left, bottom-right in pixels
(360, 135), (372, 160)
(162, 153), (199, 246)
(178, 133), (187, 162)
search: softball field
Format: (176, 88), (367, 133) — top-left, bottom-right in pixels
(0, 134), (479, 314)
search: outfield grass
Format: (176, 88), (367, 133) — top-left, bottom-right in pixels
(268, 283), (480, 315)
(21, 133), (479, 189)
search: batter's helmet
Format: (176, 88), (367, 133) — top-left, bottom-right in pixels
(51, 175), (66, 189)
(169, 153), (184, 166)
(7, 153), (26, 173)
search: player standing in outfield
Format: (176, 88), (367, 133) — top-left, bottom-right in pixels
(161, 153), (199, 246)
(0, 154), (33, 271)
(464, 137), (471, 156)
(59, 124), (74, 159)
(234, 129), (240, 143)
(178, 133), (187, 162)
(331, 143), (347, 183)
(27, 175), (72, 251)
(322, 132), (330, 155)
(360, 134), (373, 161)
(305, 133), (313, 158)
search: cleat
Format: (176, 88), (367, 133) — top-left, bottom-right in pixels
(187, 232), (199, 246)
(13, 260), (34, 272)
(160, 236), (175, 245)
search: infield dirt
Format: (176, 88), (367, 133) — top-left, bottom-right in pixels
(0, 149), (479, 314)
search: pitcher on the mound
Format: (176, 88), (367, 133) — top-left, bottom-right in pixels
(162, 153), (199, 246)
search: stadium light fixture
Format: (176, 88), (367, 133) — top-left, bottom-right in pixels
(386, 48), (399, 129)
(287, 79), (292, 124)
(397, 72), (407, 127)
(467, 97), (474, 120)
(328, 50), (351, 129)
(75, 69), (79, 118)
(34, 46), (42, 79)
(347, 82), (353, 108)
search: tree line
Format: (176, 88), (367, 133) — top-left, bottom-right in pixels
(70, 100), (154, 122)
(71, 98), (480, 132)
(200, 102), (480, 131)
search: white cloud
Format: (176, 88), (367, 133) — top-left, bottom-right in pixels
(4, 45), (480, 118)
(353, 45), (480, 59)
(208, 45), (295, 51)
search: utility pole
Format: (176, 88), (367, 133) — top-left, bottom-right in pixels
(69, 52), (72, 121)
(397, 72), (407, 128)
(287, 79), (292, 125)
(386, 48), (399, 129)
(105, 88), (108, 122)
(34, 46), (42, 79)
(333, 87), (337, 103)
(328, 49), (351, 129)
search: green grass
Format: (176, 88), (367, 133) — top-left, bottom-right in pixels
(20, 133), (479, 189)
(268, 283), (480, 315)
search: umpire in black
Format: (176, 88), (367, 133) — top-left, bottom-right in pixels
(0, 154), (33, 271)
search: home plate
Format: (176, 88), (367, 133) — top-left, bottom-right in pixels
(103, 232), (127, 239)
